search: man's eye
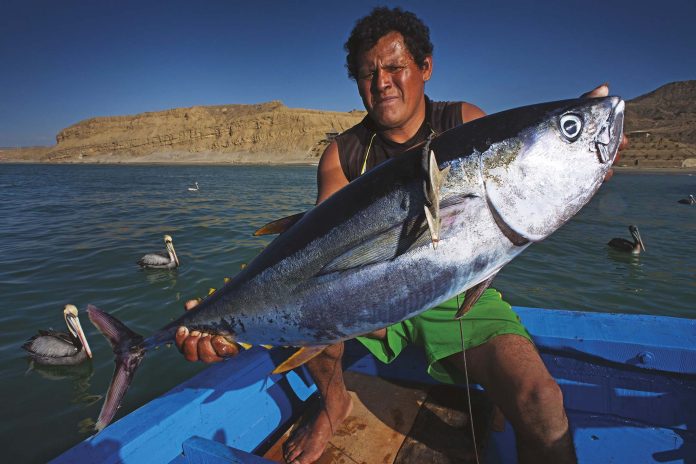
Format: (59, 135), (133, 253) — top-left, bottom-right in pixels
(385, 65), (406, 74)
(358, 71), (375, 79)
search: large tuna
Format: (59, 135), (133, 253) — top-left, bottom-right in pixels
(88, 95), (624, 431)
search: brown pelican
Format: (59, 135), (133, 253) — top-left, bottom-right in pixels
(137, 234), (180, 269)
(677, 194), (695, 205)
(22, 305), (93, 365)
(188, 182), (199, 192)
(608, 225), (646, 254)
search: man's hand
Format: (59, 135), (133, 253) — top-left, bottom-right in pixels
(175, 299), (240, 363)
(581, 83), (629, 181)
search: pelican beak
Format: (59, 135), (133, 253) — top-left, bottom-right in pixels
(634, 229), (646, 252)
(168, 241), (180, 267)
(65, 309), (93, 358)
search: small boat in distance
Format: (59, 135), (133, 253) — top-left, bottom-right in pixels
(137, 235), (180, 269)
(608, 225), (645, 254)
(188, 182), (199, 192)
(677, 194), (695, 205)
(22, 304), (92, 366)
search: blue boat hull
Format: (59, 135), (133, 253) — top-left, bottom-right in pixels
(52, 307), (696, 464)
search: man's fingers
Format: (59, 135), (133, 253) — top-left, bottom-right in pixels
(198, 335), (224, 363)
(619, 134), (628, 152)
(211, 336), (240, 357)
(184, 299), (200, 311)
(581, 83), (609, 99)
(175, 326), (189, 351)
(183, 331), (202, 362)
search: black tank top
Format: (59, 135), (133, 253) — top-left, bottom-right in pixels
(336, 96), (463, 181)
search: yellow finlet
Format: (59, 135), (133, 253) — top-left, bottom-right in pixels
(260, 344), (273, 350)
(237, 342), (252, 350)
(271, 345), (328, 374)
(253, 212), (305, 236)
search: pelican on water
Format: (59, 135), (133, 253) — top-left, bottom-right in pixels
(22, 305), (93, 366)
(677, 194), (695, 205)
(188, 182), (199, 192)
(137, 234), (180, 269)
(608, 225), (646, 254)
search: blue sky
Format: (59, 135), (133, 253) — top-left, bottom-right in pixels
(1, 0), (694, 147)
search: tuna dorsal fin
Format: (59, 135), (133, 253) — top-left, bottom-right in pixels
(423, 149), (450, 249)
(455, 273), (498, 319)
(253, 212), (306, 236)
(271, 345), (328, 374)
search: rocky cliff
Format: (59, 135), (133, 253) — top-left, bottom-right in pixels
(2, 101), (366, 164)
(619, 80), (696, 168)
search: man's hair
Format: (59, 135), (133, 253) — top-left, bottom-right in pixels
(344, 7), (433, 80)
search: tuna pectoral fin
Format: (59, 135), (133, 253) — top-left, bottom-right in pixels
(253, 212), (306, 236)
(271, 345), (329, 374)
(455, 274), (497, 319)
(87, 305), (145, 432)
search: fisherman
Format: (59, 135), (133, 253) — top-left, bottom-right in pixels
(176, 7), (626, 464)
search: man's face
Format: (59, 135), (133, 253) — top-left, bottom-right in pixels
(356, 31), (432, 131)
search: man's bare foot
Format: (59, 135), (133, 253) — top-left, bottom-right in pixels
(283, 391), (353, 464)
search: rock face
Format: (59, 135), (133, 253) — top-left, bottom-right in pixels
(4, 101), (366, 164)
(619, 80), (696, 168)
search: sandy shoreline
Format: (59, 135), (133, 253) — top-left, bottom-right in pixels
(0, 150), (322, 166)
(2, 150), (695, 173)
(613, 166), (696, 174)
(0, 159), (321, 167)
(2, 161), (695, 174)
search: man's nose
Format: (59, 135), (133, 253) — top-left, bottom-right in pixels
(372, 67), (391, 92)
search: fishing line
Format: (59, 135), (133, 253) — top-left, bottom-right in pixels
(458, 294), (480, 464)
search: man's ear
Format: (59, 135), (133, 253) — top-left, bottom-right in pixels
(422, 56), (433, 81)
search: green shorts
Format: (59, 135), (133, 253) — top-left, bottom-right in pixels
(356, 288), (531, 385)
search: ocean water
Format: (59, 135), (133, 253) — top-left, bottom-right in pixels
(0, 163), (694, 462)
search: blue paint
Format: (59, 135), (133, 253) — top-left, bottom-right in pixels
(178, 437), (276, 464)
(51, 308), (696, 464)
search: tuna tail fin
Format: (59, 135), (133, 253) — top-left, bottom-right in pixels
(87, 304), (145, 432)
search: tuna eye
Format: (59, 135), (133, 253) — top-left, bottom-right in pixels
(560, 114), (583, 140)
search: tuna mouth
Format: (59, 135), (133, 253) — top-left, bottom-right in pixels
(595, 99), (625, 164)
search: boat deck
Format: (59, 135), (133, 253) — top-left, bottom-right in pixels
(262, 371), (494, 463)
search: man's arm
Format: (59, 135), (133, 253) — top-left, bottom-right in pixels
(461, 101), (486, 124)
(316, 141), (349, 204)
